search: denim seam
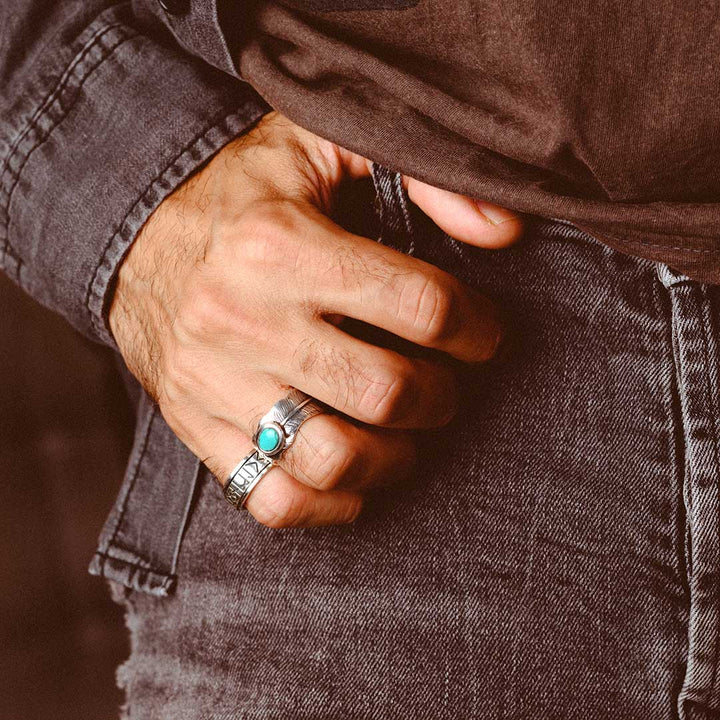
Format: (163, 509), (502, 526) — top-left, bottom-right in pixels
(697, 286), (720, 696)
(653, 274), (690, 593)
(92, 551), (175, 584)
(674, 281), (720, 719)
(93, 551), (154, 573)
(169, 461), (203, 579)
(92, 552), (175, 594)
(94, 405), (157, 579)
(0, 24), (134, 274)
(371, 163), (416, 254)
(0, 20), (125, 189)
(698, 287), (720, 487)
(392, 169), (415, 247)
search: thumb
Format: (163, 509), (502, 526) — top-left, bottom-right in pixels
(404, 176), (524, 249)
(336, 146), (523, 249)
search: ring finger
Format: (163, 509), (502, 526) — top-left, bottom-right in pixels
(209, 373), (418, 493)
(166, 407), (366, 528)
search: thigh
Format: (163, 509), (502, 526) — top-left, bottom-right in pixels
(114, 182), (692, 720)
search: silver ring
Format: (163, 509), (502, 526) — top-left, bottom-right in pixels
(223, 449), (274, 509)
(252, 388), (325, 460)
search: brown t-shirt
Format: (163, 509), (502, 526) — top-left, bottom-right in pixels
(231, 0), (720, 282)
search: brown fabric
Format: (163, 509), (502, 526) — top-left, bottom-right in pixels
(232, 0), (720, 282)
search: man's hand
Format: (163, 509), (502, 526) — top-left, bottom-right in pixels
(109, 111), (523, 528)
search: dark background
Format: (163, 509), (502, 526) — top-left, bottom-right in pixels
(0, 272), (133, 719)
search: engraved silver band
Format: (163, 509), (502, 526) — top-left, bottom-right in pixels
(223, 450), (274, 509)
(252, 388), (326, 459)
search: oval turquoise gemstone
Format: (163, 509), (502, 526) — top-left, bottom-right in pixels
(258, 426), (282, 453)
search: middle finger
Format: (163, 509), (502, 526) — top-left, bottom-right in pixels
(275, 319), (460, 429)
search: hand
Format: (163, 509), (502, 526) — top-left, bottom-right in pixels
(108, 111), (523, 528)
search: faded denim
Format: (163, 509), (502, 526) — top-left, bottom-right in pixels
(107, 168), (720, 719)
(1, 1), (269, 347)
(1, 0), (268, 598)
(3, 4), (719, 715)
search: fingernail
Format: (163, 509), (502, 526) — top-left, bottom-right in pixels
(475, 200), (517, 226)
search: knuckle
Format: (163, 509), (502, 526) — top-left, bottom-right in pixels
(253, 487), (302, 528)
(234, 201), (303, 268)
(176, 282), (229, 339)
(161, 345), (202, 395)
(301, 440), (356, 491)
(401, 274), (457, 344)
(357, 366), (413, 425)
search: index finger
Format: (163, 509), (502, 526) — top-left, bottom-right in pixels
(335, 149), (523, 249)
(405, 177), (524, 250)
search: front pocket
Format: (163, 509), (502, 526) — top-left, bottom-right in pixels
(89, 389), (202, 597)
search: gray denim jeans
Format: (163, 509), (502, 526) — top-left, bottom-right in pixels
(106, 166), (720, 719)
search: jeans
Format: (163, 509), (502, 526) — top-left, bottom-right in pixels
(110, 166), (720, 720)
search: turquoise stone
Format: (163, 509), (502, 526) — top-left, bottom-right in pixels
(258, 426), (282, 453)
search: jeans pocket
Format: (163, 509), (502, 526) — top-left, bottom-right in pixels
(89, 391), (202, 597)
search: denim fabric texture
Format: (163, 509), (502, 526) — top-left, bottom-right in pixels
(107, 168), (720, 719)
(1, 0), (269, 598)
(5, 1), (720, 717)
(656, 266), (720, 719)
(1, 0), (270, 346)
